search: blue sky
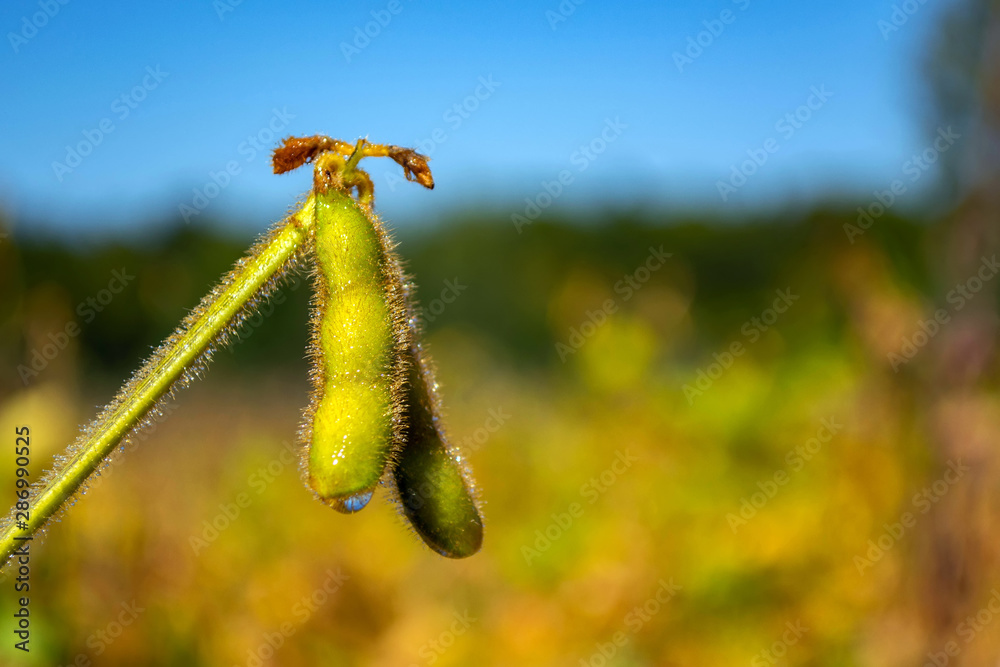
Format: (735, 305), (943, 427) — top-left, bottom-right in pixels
(0, 0), (961, 237)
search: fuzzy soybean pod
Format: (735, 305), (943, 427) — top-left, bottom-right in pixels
(304, 189), (409, 514)
(392, 337), (483, 558)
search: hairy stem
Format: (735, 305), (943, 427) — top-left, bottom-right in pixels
(0, 195), (316, 567)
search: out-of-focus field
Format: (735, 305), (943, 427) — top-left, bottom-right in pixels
(0, 208), (998, 666)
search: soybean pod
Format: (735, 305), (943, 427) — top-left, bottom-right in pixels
(391, 292), (483, 558)
(303, 188), (409, 513)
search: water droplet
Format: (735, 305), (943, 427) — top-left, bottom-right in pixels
(336, 490), (373, 514)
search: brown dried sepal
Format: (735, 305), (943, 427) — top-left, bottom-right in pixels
(273, 136), (352, 175)
(273, 136), (434, 196)
(386, 147), (434, 189)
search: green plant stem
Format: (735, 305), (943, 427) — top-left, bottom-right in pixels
(0, 195), (316, 567)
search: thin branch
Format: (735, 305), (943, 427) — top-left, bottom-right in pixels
(0, 196), (317, 567)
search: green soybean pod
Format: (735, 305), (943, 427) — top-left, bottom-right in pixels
(392, 328), (483, 558)
(303, 189), (409, 514)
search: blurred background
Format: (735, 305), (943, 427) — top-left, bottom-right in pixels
(2, 0), (1000, 664)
